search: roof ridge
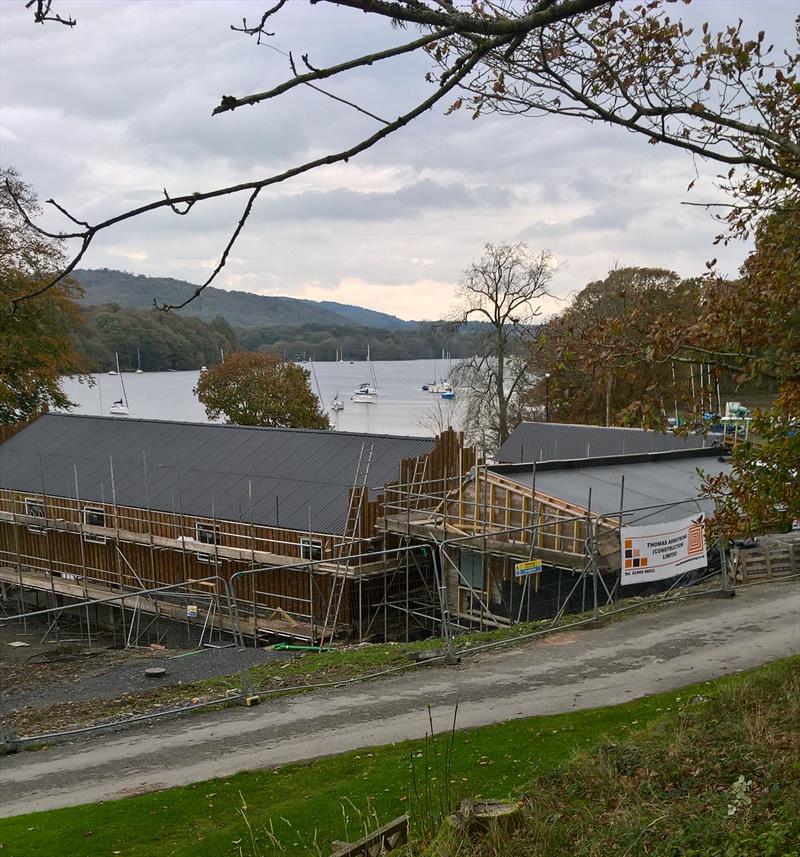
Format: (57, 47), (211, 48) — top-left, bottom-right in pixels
(517, 421), (671, 432)
(44, 412), (435, 443)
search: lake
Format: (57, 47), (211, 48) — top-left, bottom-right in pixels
(57, 359), (463, 438)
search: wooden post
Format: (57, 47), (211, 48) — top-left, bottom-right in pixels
(11, 499), (26, 633)
(73, 465), (90, 605)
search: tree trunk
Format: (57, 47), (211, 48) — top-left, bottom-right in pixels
(445, 799), (524, 837)
(496, 346), (508, 445)
(495, 329), (508, 445)
(605, 372), (613, 426)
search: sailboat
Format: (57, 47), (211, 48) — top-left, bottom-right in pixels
(330, 393), (345, 412)
(109, 353), (130, 416)
(424, 349), (452, 393)
(351, 344), (379, 403)
(135, 348), (144, 374)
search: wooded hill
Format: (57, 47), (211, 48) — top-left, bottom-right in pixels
(73, 269), (414, 330)
(73, 305), (480, 372)
(69, 269), (486, 370)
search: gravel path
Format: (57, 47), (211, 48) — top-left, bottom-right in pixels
(1, 639), (294, 711)
(1, 580), (797, 817)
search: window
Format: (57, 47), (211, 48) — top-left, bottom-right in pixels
(83, 507), (107, 544)
(300, 538), (323, 562)
(195, 523), (221, 545)
(195, 522), (221, 564)
(457, 549), (486, 615)
(459, 549), (485, 589)
(24, 498), (46, 533)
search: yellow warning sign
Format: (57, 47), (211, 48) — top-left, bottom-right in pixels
(514, 558), (543, 577)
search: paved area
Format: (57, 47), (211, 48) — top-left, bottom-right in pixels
(1, 581), (798, 817)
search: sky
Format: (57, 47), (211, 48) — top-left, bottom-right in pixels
(0, 0), (796, 321)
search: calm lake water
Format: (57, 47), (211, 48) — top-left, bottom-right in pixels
(57, 359), (463, 438)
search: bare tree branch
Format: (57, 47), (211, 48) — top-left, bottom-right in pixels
(154, 187), (262, 311)
(16, 0), (798, 314)
(10, 28), (502, 309)
(213, 28), (456, 115)
(25, 0), (75, 27)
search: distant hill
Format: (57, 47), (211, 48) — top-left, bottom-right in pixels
(73, 269), (414, 330)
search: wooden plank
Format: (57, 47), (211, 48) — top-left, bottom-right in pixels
(330, 815), (409, 857)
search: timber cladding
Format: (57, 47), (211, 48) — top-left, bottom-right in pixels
(0, 415), (463, 631)
(0, 428), (470, 630)
(0, 486), (360, 622)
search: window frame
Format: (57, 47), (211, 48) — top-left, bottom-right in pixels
(195, 522), (221, 546)
(195, 522), (222, 564)
(300, 537), (323, 562)
(457, 548), (486, 614)
(24, 497), (46, 534)
(83, 507), (107, 544)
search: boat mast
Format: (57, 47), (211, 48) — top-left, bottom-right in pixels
(116, 352), (129, 408)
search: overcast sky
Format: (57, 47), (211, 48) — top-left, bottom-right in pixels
(1, 0), (796, 320)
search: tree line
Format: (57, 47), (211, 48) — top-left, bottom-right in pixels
(72, 306), (483, 372)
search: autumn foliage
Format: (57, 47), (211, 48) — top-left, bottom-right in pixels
(194, 351), (330, 430)
(0, 167), (85, 424)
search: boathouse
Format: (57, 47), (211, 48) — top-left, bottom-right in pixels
(0, 414), (472, 643)
(380, 422), (732, 630)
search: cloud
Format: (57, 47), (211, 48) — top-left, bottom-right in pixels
(250, 179), (516, 223)
(1, 0), (791, 322)
(296, 277), (458, 321)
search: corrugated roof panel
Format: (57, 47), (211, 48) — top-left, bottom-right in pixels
(496, 456), (731, 524)
(0, 414), (434, 534)
(496, 422), (711, 463)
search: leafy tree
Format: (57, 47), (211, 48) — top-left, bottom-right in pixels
(73, 304), (239, 372)
(452, 242), (555, 448)
(530, 267), (691, 427)
(0, 167), (85, 423)
(702, 386), (799, 538)
(194, 351), (330, 429)
(697, 200), (799, 537)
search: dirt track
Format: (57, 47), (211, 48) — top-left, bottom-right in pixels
(1, 580), (798, 818)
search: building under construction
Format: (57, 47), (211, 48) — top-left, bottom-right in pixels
(0, 414), (471, 644)
(3, 414), (778, 646)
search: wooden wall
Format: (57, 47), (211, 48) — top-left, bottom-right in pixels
(0, 432), (464, 627)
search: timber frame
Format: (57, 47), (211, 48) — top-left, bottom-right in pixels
(0, 429), (472, 643)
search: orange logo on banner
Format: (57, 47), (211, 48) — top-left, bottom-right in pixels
(687, 523), (704, 556)
(623, 539), (648, 569)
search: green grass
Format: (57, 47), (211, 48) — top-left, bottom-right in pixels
(422, 655), (800, 857)
(5, 658), (794, 857)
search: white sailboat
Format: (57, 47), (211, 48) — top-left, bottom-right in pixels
(424, 350), (451, 393)
(109, 353), (130, 416)
(330, 393), (345, 412)
(135, 348), (144, 374)
(351, 344), (379, 403)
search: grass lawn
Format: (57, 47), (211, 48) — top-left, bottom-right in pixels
(5, 658), (796, 857)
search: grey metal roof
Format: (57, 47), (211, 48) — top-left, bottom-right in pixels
(0, 414), (435, 534)
(496, 421), (712, 463)
(491, 449), (732, 524)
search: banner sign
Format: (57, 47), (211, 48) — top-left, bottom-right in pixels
(514, 558), (543, 577)
(620, 515), (707, 586)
